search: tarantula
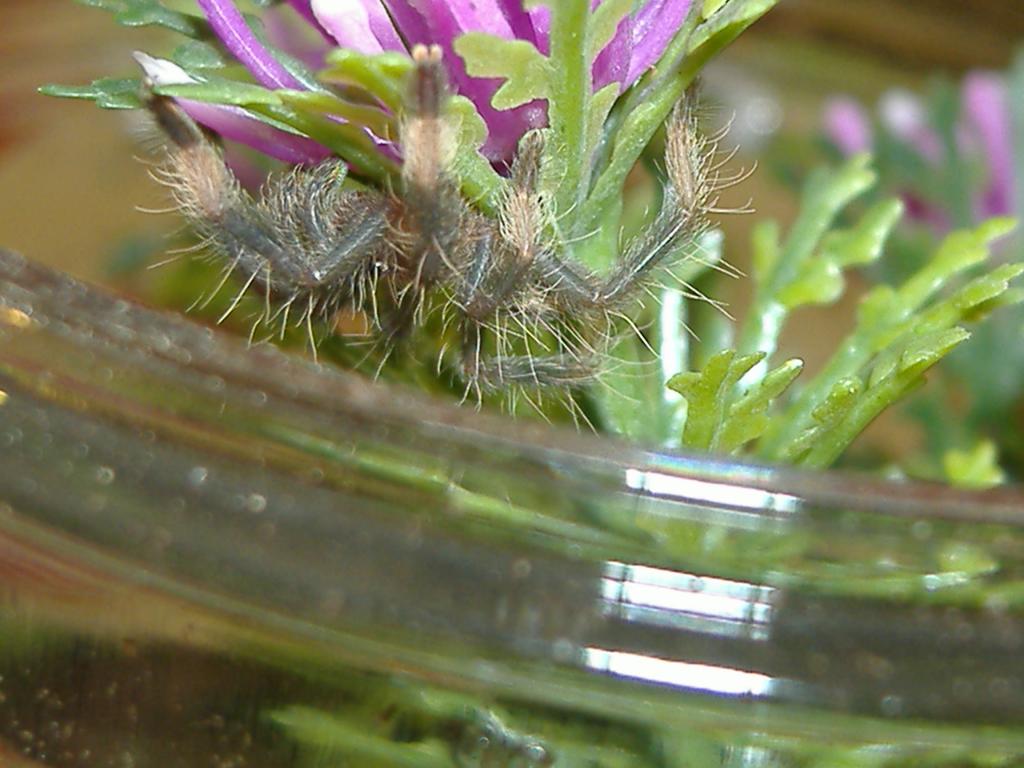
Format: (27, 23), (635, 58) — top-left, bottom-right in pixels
(143, 45), (715, 397)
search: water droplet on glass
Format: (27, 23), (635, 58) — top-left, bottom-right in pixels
(511, 558), (532, 579)
(880, 694), (903, 716)
(187, 466), (209, 487)
(244, 493), (267, 514)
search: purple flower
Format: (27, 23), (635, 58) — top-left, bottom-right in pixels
(962, 72), (1014, 219)
(823, 97), (870, 156)
(176, 0), (692, 166)
(824, 72), (1015, 225)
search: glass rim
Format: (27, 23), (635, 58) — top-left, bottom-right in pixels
(2, 246), (1023, 526)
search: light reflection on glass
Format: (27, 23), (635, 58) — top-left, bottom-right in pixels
(583, 648), (775, 697)
(625, 467), (802, 515)
(600, 561), (775, 640)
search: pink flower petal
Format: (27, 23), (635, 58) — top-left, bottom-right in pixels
(386, 0), (546, 162)
(312, 0), (405, 54)
(963, 71), (1014, 217)
(495, 0), (545, 48)
(263, 4), (331, 69)
(593, 8), (631, 91)
(625, 0), (692, 84)
(823, 96), (871, 156)
(197, 0), (304, 89)
(182, 101), (333, 164)
(879, 88), (942, 163)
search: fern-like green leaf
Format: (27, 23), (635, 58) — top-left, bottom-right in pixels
(453, 34), (551, 109)
(668, 350), (802, 453)
(791, 328), (971, 468)
(774, 198), (904, 309)
(38, 78), (142, 110)
(760, 218), (1019, 459)
(75, 0), (206, 37)
(737, 154), (878, 363)
(719, 358), (804, 453)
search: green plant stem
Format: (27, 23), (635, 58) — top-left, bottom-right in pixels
(735, 156), (874, 363)
(546, 0), (592, 221)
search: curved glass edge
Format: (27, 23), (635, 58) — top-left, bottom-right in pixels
(3, 250), (1024, 739)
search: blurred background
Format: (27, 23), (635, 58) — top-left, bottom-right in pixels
(3, 0), (1024, 470)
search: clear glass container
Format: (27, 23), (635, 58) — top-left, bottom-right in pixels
(2, 247), (1024, 768)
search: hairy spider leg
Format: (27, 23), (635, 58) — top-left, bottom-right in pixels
(142, 87), (391, 338)
(539, 102), (710, 316)
(457, 131), (547, 320)
(452, 98), (713, 393)
(383, 44), (467, 340)
(450, 131), (599, 393)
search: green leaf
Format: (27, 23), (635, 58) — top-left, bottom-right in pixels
(39, 78), (142, 110)
(252, 102), (399, 181)
(447, 96), (506, 212)
(320, 49), (413, 112)
(775, 377), (863, 464)
(889, 217), (1015, 322)
(737, 154), (877, 364)
(453, 34), (551, 109)
(669, 349), (758, 451)
(586, 83), (621, 167)
(687, 0), (779, 70)
(761, 216), (1021, 463)
(794, 328), (970, 468)
(279, 91), (395, 141)
(943, 441), (1005, 489)
(702, 0), (730, 17)
(588, 0), (634, 59)
(821, 198), (904, 268)
(171, 40), (227, 70)
(775, 258), (843, 309)
(773, 198), (902, 310)
(718, 358), (804, 452)
(154, 79), (282, 107)
(75, 0), (206, 37)
(751, 219), (781, 278)
(597, 229), (725, 443)
(272, 707), (451, 768)
(669, 350), (803, 454)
